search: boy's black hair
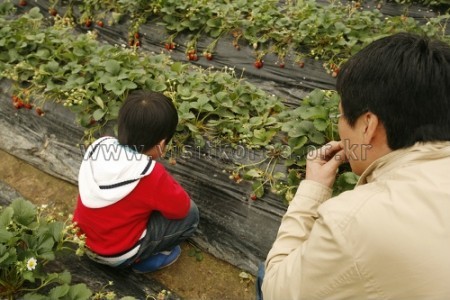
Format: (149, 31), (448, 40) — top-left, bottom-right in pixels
(336, 32), (450, 150)
(118, 90), (178, 153)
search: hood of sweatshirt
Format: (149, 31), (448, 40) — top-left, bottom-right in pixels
(78, 137), (156, 208)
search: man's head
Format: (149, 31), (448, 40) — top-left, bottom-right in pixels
(336, 32), (450, 151)
(118, 90), (178, 154)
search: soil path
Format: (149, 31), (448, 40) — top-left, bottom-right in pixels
(0, 149), (256, 300)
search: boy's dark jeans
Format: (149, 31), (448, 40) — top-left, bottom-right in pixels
(122, 199), (199, 266)
(256, 262), (265, 300)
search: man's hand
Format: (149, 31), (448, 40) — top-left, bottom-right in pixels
(305, 141), (346, 188)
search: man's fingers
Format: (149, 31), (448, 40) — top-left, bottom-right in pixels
(324, 149), (346, 169)
(308, 141), (343, 162)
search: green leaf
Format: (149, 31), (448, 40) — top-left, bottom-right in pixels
(103, 60), (121, 75)
(27, 7), (43, 20)
(288, 121), (313, 138)
(340, 172), (359, 185)
(58, 270), (72, 285)
(335, 21), (350, 34)
(214, 91), (229, 102)
(49, 284), (70, 299)
(92, 109), (106, 121)
(66, 283), (93, 300)
(23, 271), (36, 283)
(94, 96), (104, 109)
(288, 136), (308, 151)
(287, 169), (301, 186)
(11, 198), (36, 226)
(0, 206), (13, 227)
(22, 293), (48, 300)
(170, 61), (186, 73)
(308, 129), (326, 145)
(273, 172), (286, 180)
(307, 89), (325, 106)
(179, 111), (196, 120)
(122, 80), (137, 90)
(38, 251), (55, 260)
(0, 228), (13, 243)
(185, 122), (199, 133)
(104, 81), (123, 95)
(0, 1), (15, 15)
(334, 172), (359, 195)
(0, 248), (11, 265)
(300, 106), (327, 120)
(252, 180), (265, 198)
(245, 169), (262, 178)
(206, 18), (222, 28)
(195, 252), (204, 261)
(73, 47), (86, 57)
(42, 60), (59, 74)
(35, 49), (51, 59)
(107, 101), (121, 119)
(37, 235), (55, 254)
(313, 118), (328, 131)
(145, 78), (167, 92)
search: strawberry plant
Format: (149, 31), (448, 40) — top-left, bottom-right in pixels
(0, 198), (90, 299)
(389, 0), (450, 7)
(0, 198), (153, 299)
(38, 0), (450, 70)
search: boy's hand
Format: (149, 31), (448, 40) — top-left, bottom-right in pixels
(305, 141), (346, 188)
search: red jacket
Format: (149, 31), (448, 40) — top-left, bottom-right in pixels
(74, 138), (190, 256)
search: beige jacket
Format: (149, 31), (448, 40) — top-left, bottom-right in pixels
(263, 142), (450, 300)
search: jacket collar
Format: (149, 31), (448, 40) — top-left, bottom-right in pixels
(357, 141), (450, 186)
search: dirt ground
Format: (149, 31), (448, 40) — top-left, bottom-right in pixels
(0, 149), (256, 300)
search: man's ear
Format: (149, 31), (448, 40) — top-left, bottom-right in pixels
(362, 112), (380, 144)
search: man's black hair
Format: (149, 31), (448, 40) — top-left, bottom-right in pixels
(336, 32), (450, 150)
(118, 90), (178, 153)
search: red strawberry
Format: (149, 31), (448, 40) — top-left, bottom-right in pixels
(35, 107), (44, 116)
(232, 173), (241, 182)
(204, 52), (213, 60)
(164, 43), (175, 50)
(188, 53), (198, 61)
(331, 66), (340, 78)
(24, 103), (33, 109)
(13, 101), (24, 109)
(18, 0), (27, 6)
(85, 19), (92, 27)
(49, 8), (57, 16)
(134, 32), (140, 39)
(12, 96), (24, 109)
(250, 194), (257, 201)
(254, 60), (263, 69)
(298, 61), (305, 68)
(97, 20), (104, 27)
(279, 63), (285, 68)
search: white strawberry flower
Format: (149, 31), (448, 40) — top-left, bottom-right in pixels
(26, 257), (37, 271)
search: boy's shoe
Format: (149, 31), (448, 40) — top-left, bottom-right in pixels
(132, 245), (181, 273)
